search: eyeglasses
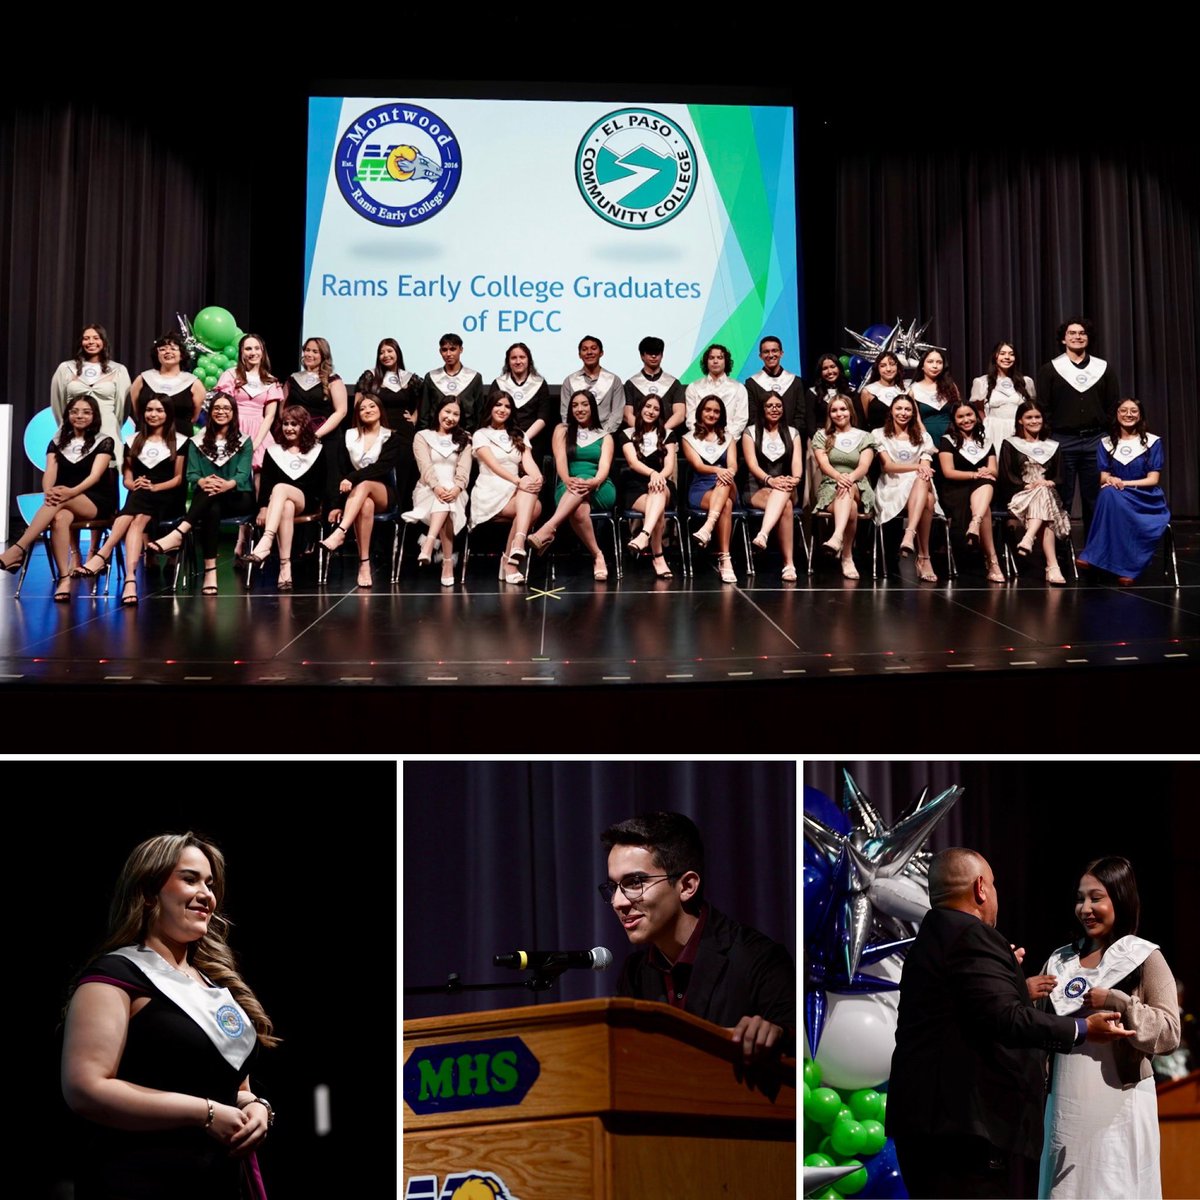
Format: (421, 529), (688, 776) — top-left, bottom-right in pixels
(598, 873), (681, 904)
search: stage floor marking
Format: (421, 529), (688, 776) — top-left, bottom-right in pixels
(734, 588), (801, 650)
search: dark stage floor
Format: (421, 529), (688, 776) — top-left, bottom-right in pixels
(2, 524), (1196, 691)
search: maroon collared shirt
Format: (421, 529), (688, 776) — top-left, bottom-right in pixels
(647, 903), (709, 1009)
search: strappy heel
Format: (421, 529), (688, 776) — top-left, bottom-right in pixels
(916, 554), (937, 583)
(716, 553), (737, 584)
(277, 558), (293, 591)
(965, 516), (982, 548)
(652, 554), (673, 579)
(507, 531), (528, 564)
(900, 527), (917, 557)
(121, 578), (139, 606)
(248, 530), (276, 564)
(1, 544), (27, 573)
(320, 525), (349, 553)
(73, 551), (110, 579)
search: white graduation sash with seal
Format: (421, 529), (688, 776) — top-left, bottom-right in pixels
(1046, 935), (1159, 1016)
(112, 944), (256, 1071)
(1052, 353), (1108, 393)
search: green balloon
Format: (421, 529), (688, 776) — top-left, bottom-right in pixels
(848, 1089), (882, 1121)
(804, 1117), (826, 1151)
(805, 1086), (842, 1126)
(817, 1135), (836, 1158)
(193, 306), (237, 349)
(225, 341), (241, 359)
(876, 1094), (887, 1122)
(831, 1119), (866, 1157)
(833, 1158), (867, 1196)
(804, 1153), (835, 1168)
(814, 1190), (841, 1200)
(231, 327), (245, 342)
(839, 355), (851, 371)
(859, 1119), (887, 1156)
(803, 1058), (821, 1090)
(834, 1105), (853, 1126)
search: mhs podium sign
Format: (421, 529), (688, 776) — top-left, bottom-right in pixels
(403, 1036), (541, 1115)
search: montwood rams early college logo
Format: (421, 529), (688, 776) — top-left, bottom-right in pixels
(575, 108), (696, 230)
(335, 102), (462, 228)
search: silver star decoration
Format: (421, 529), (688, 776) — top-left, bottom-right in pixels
(175, 311), (218, 358)
(805, 769), (963, 982)
(843, 317), (946, 377)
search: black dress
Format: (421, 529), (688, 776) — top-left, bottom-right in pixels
(50, 435), (117, 516)
(70, 951), (259, 1199)
(326, 428), (401, 511)
(259, 442), (326, 513)
(620, 427), (678, 511)
(356, 369), (420, 509)
(119, 433), (188, 520)
(937, 432), (996, 530)
(133, 371), (202, 435)
(285, 371), (342, 430)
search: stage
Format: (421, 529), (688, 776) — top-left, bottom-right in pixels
(2, 523), (1195, 696)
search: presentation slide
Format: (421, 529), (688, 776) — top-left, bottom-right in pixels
(303, 96), (799, 388)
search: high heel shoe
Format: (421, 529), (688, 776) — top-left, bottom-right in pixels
(320, 525), (348, 553)
(593, 556), (609, 582)
(1045, 565), (1067, 586)
(73, 551), (109, 579)
(248, 530), (275, 564)
(528, 530), (555, 555)
(985, 556), (1006, 583)
(916, 554), (938, 583)
(781, 564), (797, 581)
(147, 528), (185, 556)
(201, 566), (219, 595)
(417, 534), (435, 566)
(441, 565), (456, 587)
(899, 527), (917, 557)
(965, 516), (982, 548)
(499, 562), (525, 584)
(121, 578), (139, 606)
(840, 555), (860, 580)
(507, 531), (528, 564)
(752, 532), (769, 551)
(1, 544), (27, 573)
(716, 553), (737, 584)
(693, 523), (714, 548)
(1016, 532), (1035, 557)
(53, 575), (72, 602)
(821, 534), (842, 557)
(652, 554), (673, 579)
(627, 530), (651, 556)
(277, 558), (293, 591)
(357, 558), (373, 589)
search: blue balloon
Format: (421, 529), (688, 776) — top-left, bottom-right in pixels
(849, 355), (870, 388)
(861, 1139), (907, 1199)
(805, 842), (833, 942)
(804, 785), (849, 834)
(863, 323), (893, 347)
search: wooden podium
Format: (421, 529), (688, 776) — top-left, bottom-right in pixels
(1157, 1069), (1198, 1200)
(403, 998), (796, 1200)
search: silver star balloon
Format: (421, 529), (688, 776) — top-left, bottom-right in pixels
(843, 317), (946, 377)
(804, 769), (963, 982)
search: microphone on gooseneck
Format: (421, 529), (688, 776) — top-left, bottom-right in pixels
(493, 947), (614, 972)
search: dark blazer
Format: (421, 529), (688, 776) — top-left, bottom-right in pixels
(616, 905), (795, 1048)
(888, 907), (1078, 1158)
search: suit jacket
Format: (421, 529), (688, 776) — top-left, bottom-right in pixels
(616, 905), (795, 1049)
(887, 907), (1078, 1158)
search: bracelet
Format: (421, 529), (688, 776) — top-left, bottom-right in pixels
(204, 1098), (215, 1128)
(247, 1096), (275, 1127)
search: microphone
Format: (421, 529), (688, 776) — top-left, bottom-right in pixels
(493, 947), (613, 972)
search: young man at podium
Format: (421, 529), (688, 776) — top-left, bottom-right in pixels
(600, 811), (795, 1063)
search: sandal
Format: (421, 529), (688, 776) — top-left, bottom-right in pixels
(1016, 533), (1035, 557)
(441, 567), (456, 587)
(1045, 565), (1067, 587)
(73, 551), (109, 579)
(507, 532), (528, 564)
(652, 554), (673, 579)
(357, 558), (373, 589)
(692, 523), (714, 548)
(148, 528), (185, 556)
(985, 556), (1006, 583)
(752, 531), (769, 551)
(201, 566), (219, 595)
(499, 564), (525, 584)
(840, 555), (860, 580)
(248, 530), (275, 564)
(916, 554), (938, 583)
(1, 544), (27, 573)
(277, 558), (293, 591)
(121, 579), (139, 607)
(781, 564), (798, 582)
(320, 525), (348, 553)
(593, 556), (609, 582)
(53, 576), (72, 602)
(627, 530), (651, 556)
(965, 516), (982, 548)
(528, 530), (555, 555)
(821, 534), (842, 557)
(717, 553), (737, 584)
(417, 534), (435, 566)
(899, 527), (917, 557)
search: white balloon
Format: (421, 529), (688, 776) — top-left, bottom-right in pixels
(809, 953), (902, 1090)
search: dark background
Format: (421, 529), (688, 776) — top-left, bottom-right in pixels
(33, 762), (397, 1198)
(3, 19), (1195, 516)
(805, 760), (1198, 1017)
(403, 760), (796, 1019)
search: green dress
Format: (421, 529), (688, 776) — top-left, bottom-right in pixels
(555, 433), (616, 508)
(812, 428), (875, 515)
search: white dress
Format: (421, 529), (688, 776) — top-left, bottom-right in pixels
(1038, 936), (1166, 1199)
(469, 428), (521, 527)
(403, 430), (469, 534)
(871, 428), (942, 524)
(970, 373), (1035, 452)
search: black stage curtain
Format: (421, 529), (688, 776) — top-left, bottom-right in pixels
(808, 134), (1198, 513)
(35, 765), (397, 1199)
(805, 761), (1197, 1026)
(403, 761), (796, 1019)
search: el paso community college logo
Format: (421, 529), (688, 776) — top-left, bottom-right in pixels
(335, 102), (461, 228)
(575, 108), (696, 229)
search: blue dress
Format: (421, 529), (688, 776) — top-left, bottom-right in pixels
(1079, 436), (1169, 578)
